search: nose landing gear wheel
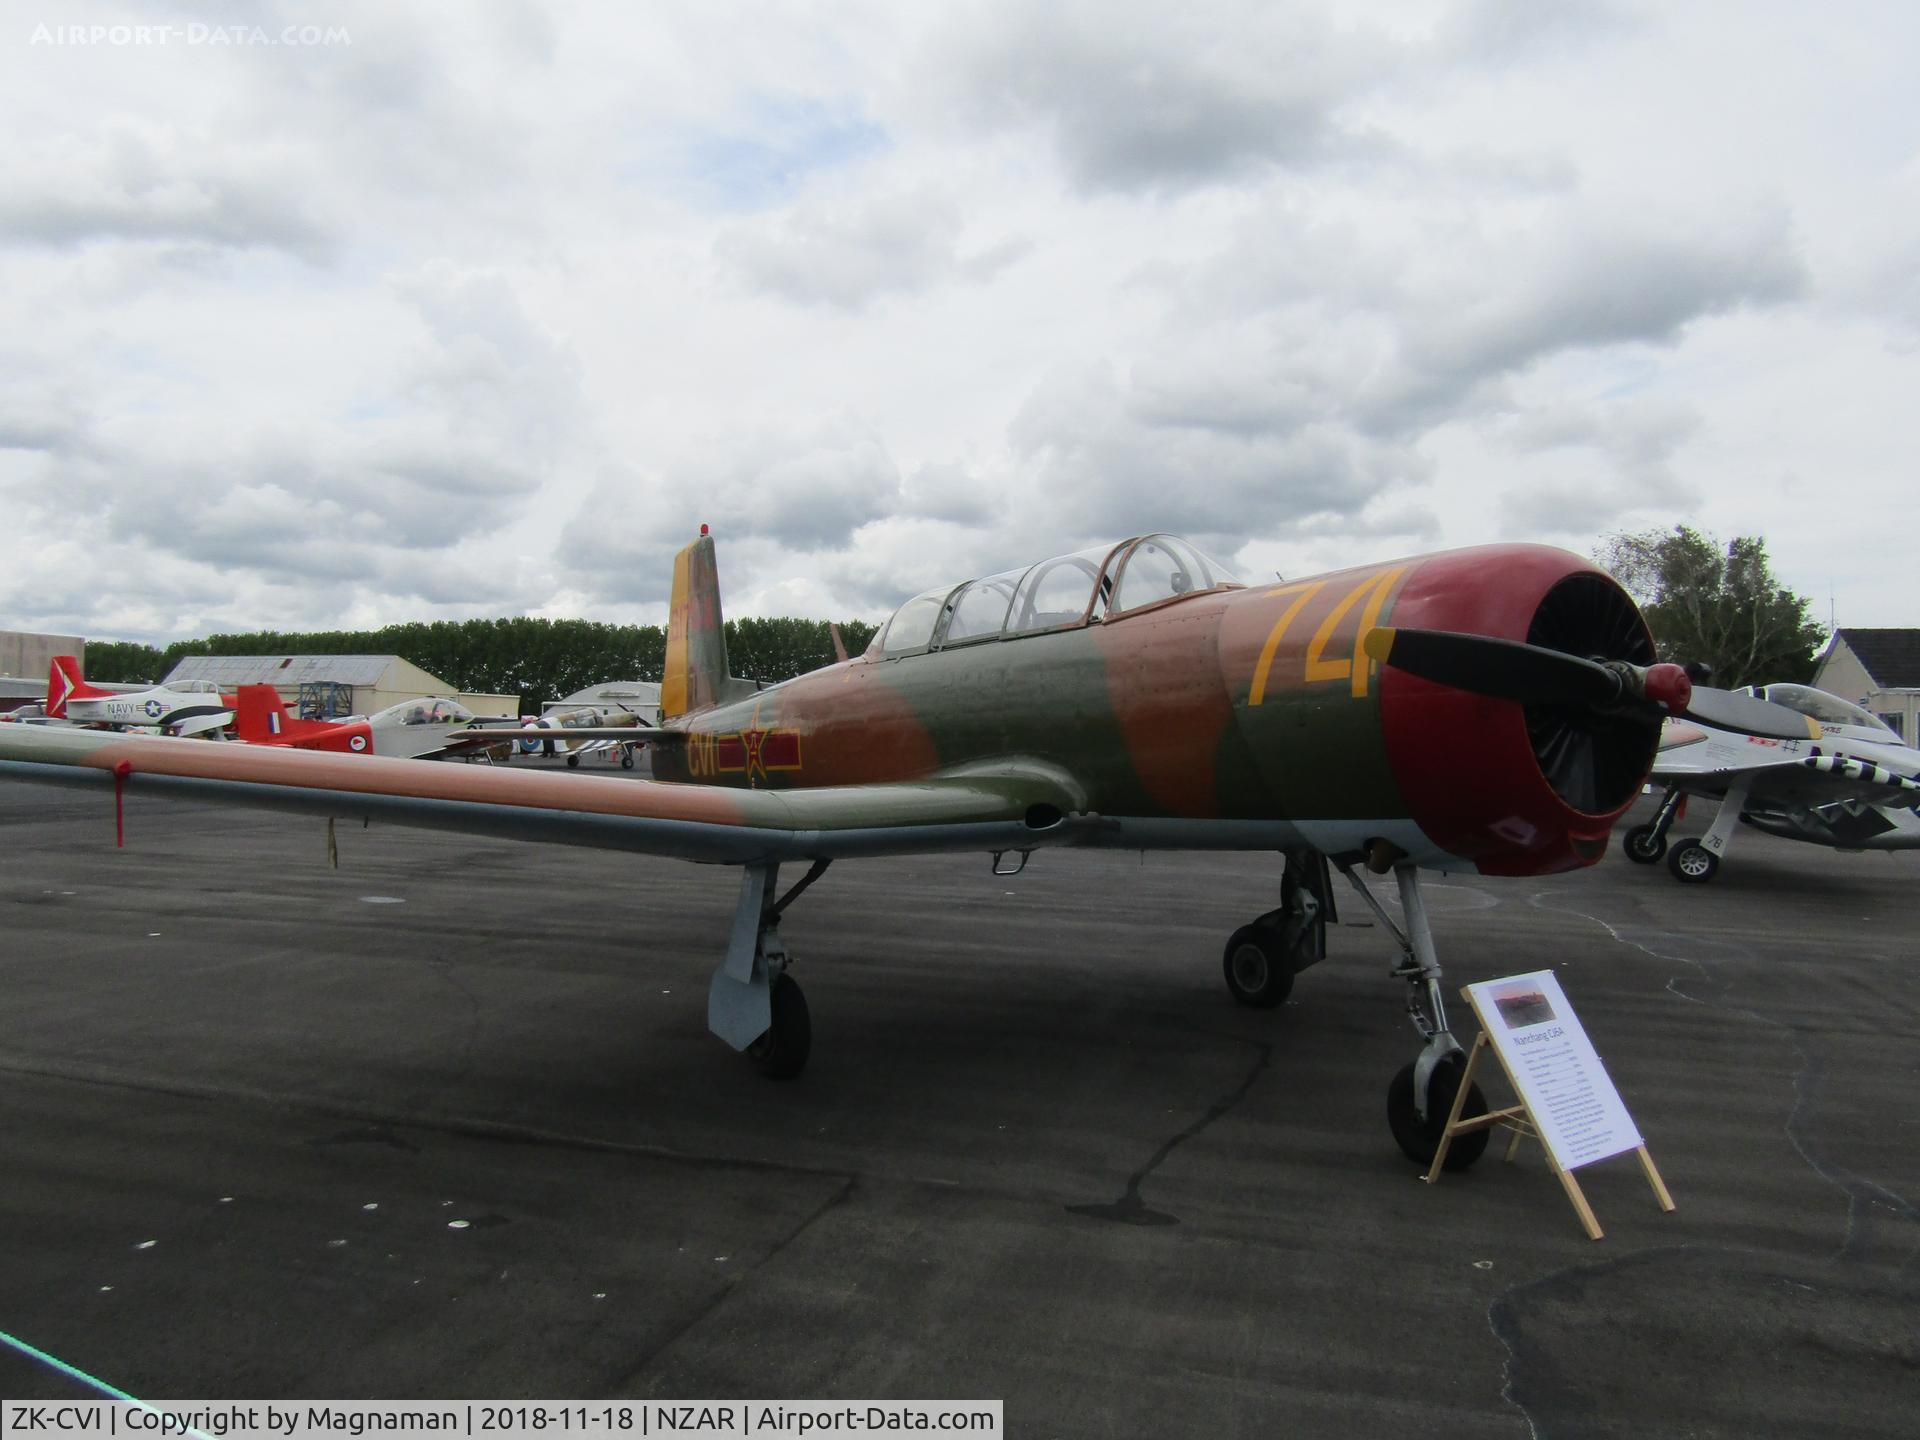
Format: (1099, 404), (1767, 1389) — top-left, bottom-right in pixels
(1222, 925), (1293, 1008)
(747, 972), (811, 1080)
(1622, 823), (1667, 863)
(1387, 1053), (1490, 1171)
(1667, 840), (1718, 884)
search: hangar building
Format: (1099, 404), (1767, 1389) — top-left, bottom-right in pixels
(1812, 629), (1920, 745)
(0, 629), (84, 711)
(161, 655), (517, 721)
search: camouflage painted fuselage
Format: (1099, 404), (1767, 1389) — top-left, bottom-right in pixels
(653, 544), (1655, 876)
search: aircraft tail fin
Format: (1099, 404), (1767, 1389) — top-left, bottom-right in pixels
(661, 529), (756, 721)
(232, 684), (367, 751)
(46, 655), (108, 719)
(233, 684), (301, 743)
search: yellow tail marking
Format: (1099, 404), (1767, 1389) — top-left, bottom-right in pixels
(661, 545), (692, 720)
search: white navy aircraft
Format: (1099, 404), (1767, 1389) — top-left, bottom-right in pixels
(45, 655), (233, 736)
(1623, 682), (1920, 882)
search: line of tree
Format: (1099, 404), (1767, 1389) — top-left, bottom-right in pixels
(1597, 526), (1826, 687)
(80, 615), (879, 712)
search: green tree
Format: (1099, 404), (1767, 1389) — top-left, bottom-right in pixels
(132, 612), (876, 709)
(1598, 526), (1826, 687)
(725, 617), (882, 681)
(80, 640), (165, 683)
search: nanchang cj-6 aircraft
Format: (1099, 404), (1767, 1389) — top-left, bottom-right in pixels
(1623, 681), (1920, 883)
(0, 530), (1785, 1168)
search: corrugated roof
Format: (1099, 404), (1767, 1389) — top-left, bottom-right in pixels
(1836, 629), (1920, 689)
(164, 655), (402, 687)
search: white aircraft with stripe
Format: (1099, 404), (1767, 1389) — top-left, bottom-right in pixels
(1623, 682), (1920, 882)
(45, 655), (233, 736)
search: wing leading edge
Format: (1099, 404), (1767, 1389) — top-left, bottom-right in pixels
(0, 726), (1092, 865)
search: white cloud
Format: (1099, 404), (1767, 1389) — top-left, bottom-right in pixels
(717, 186), (970, 309)
(2, 0), (1918, 646)
(934, 1), (1403, 192)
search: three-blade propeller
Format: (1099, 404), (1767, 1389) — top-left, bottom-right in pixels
(1360, 627), (1816, 741)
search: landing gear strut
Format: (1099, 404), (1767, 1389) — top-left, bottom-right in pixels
(1221, 848), (1330, 1009)
(1622, 785), (1681, 864)
(708, 858), (830, 1079)
(1335, 859), (1489, 1172)
(1666, 775), (1751, 885)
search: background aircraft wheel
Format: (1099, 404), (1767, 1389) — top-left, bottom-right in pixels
(1222, 925), (1293, 1008)
(1667, 841), (1718, 884)
(1387, 1054), (1489, 1171)
(1622, 823), (1666, 864)
(747, 973), (811, 1080)
(566, 753), (581, 768)
(621, 752), (635, 769)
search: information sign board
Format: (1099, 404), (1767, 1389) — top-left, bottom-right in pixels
(1463, 970), (1642, 1172)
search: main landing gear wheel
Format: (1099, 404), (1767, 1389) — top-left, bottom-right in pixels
(566, 753), (581, 768)
(1622, 823), (1667, 864)
(1387, 1054), (1489, 1171)
(747, 972), (811, 1080)
(621, 752), (635, 770)
(1222, 925), (1293, 1008)
(1667, 840), (1718, 884)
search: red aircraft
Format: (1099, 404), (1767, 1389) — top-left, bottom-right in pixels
(0, 530), (1772, 1169)
(231, 684), (375, 753)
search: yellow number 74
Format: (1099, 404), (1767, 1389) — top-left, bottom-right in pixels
(1248, 567), (1406, 705)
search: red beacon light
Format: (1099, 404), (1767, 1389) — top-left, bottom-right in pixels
(700, 523), (709, 536)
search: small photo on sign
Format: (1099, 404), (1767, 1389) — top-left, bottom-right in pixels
(1490, 982), (1556, 1029)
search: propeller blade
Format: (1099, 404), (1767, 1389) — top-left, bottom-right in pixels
(1679, 686), (1821, 742)
(1362, 627), (1629, 709)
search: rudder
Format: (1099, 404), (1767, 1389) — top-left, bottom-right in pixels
(661, 530), (754, 720)
(233, 684), (295, 742)
(46, 655), (107, 719)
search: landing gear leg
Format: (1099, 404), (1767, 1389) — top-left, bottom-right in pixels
(707, 858), (831, 1079)
(1335, 860), (1490, 1172)
(1668, 775), (1751, 885)
(1623, 785), (1682, 864)
(1221, 848), (1330, 1008)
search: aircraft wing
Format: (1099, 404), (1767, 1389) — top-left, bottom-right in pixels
(0, 724), (1089, 864)
(1653, 726), (1920, 810)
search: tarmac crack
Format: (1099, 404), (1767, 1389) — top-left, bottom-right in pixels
(613, 1175), (858, 1393)
(1486, 1244), (1696, 1440)
(1065, 1030), (1273, 1227)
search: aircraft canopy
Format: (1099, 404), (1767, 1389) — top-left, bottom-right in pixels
(371, 697), (477, 726)
(870, 534), (1241, 658)
(1744, 683), (1898, 738)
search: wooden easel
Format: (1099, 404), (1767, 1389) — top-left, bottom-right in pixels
(1422, 1030), (1675, 1241)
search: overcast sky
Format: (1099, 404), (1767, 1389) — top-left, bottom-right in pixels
(2, 1), (1915, 646)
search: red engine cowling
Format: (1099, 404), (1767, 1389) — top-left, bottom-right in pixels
(1379, 545), (1658, 876)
